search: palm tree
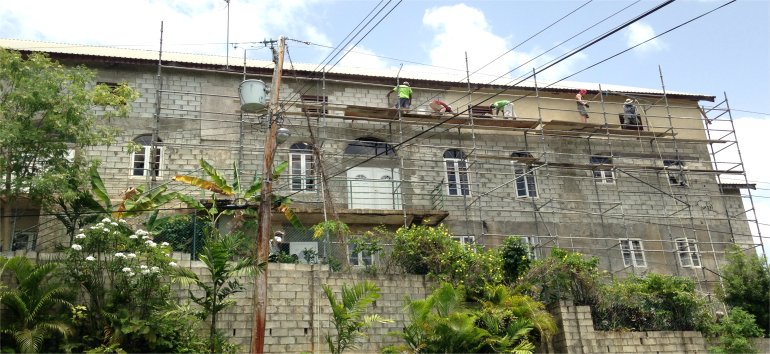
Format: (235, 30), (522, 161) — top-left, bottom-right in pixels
(322, 280), (391, 354)
(0, 256), (74, 353)
(171, 232), (260, 353)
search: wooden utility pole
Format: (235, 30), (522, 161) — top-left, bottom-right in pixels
(251, 35), (285, 354)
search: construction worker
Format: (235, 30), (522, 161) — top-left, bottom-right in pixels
(490, 100), (515, 118)
(430, 99), (452, 113)
(387, 81), (412, 109)
(576, 89), (590, 122)
(623, 98), (640, 127)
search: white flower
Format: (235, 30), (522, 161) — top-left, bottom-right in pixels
(86, 256), (96, 261)
(127, 253), (137, 258)
(141, 235), (151, 240)
(114, 252), (126, 258)
(161, 242), (170, 247)
(71, 244), (82, 251)
(122, 267), (132, 272)
(127, 272), (135, 277)
(103, 228), (110, 233)
(75, 233), (86, 239)
(102, 218), (111, 223)
(140, 264), (148, 269)
(145, 240), (157, 247)
(169, 262), (177, 267)
(151, 266), (160, 273)
(118, 219), (127, 224)
(136, 230), (149, 236)
(129, 235), (138, 239)
(110, 222), (118, 226)
(90, 226), (99, 230)
(95, 223), (104, 228)
(141, 269), (151, 274)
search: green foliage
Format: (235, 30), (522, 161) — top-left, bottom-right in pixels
(0, 48), (139, 249)
(0, 256), (75, 353)
(324, 256), (343, 272)
(705, 307), (764, 354)
(151, 214), (208, 255)
(302, 248), (319, 264)
(389, 225), (504, 297)
(594, 273), (707, 331)
(521, 248), (602, 306)
(500, 236), (532, 284)
(170, 232), (258, 353)
(720, 245), (770, 337)
(388, 283), (545, 354)
(349, 230), (384, 273)
(61, 216), (206, 352)
(322, 281), (392, 354)
(312, 220), (350, 240)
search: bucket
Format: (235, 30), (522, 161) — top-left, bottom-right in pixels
(239, 79), (267, 113)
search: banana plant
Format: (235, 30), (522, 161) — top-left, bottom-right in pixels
(89, 165), (181, 219)
(172, 159), (301, 229)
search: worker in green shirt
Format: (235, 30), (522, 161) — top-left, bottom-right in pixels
(387, 81), (412, 109)
(490, 100), (515, 118)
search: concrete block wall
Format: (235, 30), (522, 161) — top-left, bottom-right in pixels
(551, 301), (710, 354)
(172, 261), (433, 353)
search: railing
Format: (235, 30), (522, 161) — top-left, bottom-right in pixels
(430, 179), (445, 210)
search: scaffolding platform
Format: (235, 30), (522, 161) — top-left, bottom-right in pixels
(541, 120), (676, 138)
(344, 105), (540, 129)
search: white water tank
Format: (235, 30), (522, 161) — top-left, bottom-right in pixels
(239, 79), (267, 113)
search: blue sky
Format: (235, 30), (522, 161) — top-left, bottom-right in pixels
(2, 0), (769, 251)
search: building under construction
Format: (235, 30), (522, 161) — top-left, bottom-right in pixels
(2, 39), (764, 294)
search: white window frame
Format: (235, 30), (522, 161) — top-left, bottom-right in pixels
(620, 239), (647, 268)
(347, 243), (377, 267)
(675, 238), (701, 268)
(521, 235), (540, 260)
(592, 169), (615, 184)
(445, 158), (471, 196)
(512, 162), (538, 198)
(452, 235), (476, 246)
(130, 145), (163, 178)
(289, 147), (315, 192)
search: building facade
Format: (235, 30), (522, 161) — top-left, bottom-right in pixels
(1, 39), (760, 292)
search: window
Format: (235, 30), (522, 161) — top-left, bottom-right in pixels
(301, 95), (328, 115)
(512, 152), (537, 198)
(452, 236), (476, 246)
(444, 149), (470, 196)
(620, 239), (646, 267)
(470, 105), (492, 118)
(348, 244), (375, 267)
(664, 159), (687, 186)
(675, 238), (701, 268)
(289, 142), (315, 192)
(590, 156), (615, 184)
(130, 135), (162, 177)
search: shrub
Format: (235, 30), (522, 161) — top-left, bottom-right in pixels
(704, 307), (764, 354)
(500, 236), (532, 283)
(721, 245), (770, 337)
(594, 273), (707, 331)
(521, 248), (602, 306)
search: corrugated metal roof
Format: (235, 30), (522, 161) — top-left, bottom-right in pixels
(0, 38), (714, 100)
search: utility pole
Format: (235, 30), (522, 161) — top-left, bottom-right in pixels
(251, 35), (285, 354)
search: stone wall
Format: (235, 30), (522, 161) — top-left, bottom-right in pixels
(551, 301), (709, 354)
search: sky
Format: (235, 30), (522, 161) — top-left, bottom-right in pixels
(1, 0), (769, 254)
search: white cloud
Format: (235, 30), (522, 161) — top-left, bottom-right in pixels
(419, 4), (586, 85)
(0, 0), (323, 61)
(336, 46), (390, 70)
(625, 22), (665, 53)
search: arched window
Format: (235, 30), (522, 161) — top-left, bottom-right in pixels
(344, 138), (396, 156)
(511, 151), (537, 198)
(443, 149), (470, 196)
(289, 142), (315, 191)
(130, 135), (162, 177)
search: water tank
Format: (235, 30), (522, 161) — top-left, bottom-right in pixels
(239, 79), (267, 113)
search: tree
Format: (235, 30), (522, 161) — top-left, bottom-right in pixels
(322, 281), (391, 354)
(0, 256), (75, 353)
(171, 231), (260, 353)
(0, 48), (138, 250)
(721, 245), (770, 337)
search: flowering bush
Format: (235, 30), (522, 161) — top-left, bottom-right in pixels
(63, 217), (205, 353)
